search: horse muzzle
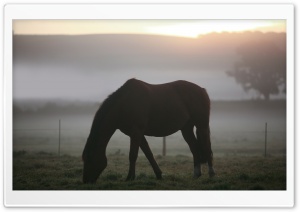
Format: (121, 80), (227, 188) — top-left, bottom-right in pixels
(82, 177), (96, 184)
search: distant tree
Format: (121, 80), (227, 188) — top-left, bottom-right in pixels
(227, 41), (286, 100)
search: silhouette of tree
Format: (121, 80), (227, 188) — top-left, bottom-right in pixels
(227, 41), (286, 100)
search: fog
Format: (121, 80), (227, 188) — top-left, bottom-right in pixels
(14, 65), (251, 101)
(13, 32), (286, 157)
(13, 100), (286, 156)
(13, 32), (286, 102)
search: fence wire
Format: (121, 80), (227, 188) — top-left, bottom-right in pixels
(13, 126), (286, 157)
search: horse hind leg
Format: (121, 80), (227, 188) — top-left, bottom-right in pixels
(140, 136), (162, 179)
(196, 126), (215, 177)
(208, 159), (215, 177)
(126, 128), (143, 181)
(181, 124), (202, 178)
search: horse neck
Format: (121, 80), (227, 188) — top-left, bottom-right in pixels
(89, 110), (116, 148)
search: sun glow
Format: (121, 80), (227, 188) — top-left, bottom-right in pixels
(145, 20), (285, 38)
(13, 20), (285, 38)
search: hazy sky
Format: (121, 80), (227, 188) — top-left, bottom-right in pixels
(13, 20), (286, 102)
(13, 20), (285, 38)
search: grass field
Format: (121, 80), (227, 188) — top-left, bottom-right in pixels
(13, 100), (286, 190)
(13, 151), (286, 190)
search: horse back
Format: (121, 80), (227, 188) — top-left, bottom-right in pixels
(172, 80), (210, 124)
(116, 79), (210, 136)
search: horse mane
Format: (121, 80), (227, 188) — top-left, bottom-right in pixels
(95, 87), (123, 123)
(90, 79), (133, 133)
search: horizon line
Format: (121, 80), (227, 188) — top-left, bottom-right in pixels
(12, 30), (286, 39)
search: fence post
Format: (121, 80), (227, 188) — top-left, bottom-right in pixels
(162, 137), (166, 156)
(264, 122), (267, 157)
(58, 119), (61, 157)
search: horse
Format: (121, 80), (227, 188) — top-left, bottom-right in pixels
(82, 78), (215, 183)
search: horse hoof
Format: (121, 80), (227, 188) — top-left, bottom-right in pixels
(125, 175), (135, 181)
(156, 174), (162, 180)
(209, 172), (216, 178)
(193, 174), (201, 179)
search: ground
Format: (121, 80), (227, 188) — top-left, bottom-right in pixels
(13, 151), (286, 190)
(13, 100), (287, 190)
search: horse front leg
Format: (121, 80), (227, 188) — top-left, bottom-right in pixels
(126, 128), (142, 181)
(140, 136), (162, 179)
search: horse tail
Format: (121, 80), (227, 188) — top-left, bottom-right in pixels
(196, 126), (213, 164)
(196, 88), (213, 164)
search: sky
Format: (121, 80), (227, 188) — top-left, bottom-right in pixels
(13, 20), (285, 38)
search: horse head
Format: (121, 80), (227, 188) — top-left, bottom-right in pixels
(82, 137), (107, 184)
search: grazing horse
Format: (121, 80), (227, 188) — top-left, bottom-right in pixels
(82, 78), (215, 183)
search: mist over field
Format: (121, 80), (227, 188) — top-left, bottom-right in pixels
(13, 31), (286, 156)
(12, 30), (287, 190)
(13, 32), (286, 101)
(13, 100), (286, 157)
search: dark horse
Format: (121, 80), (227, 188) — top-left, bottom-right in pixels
(82, 78), (215, 183)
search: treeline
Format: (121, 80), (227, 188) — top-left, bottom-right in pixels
(13, 100), (100, 116)
(13, 99), (286, 117)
